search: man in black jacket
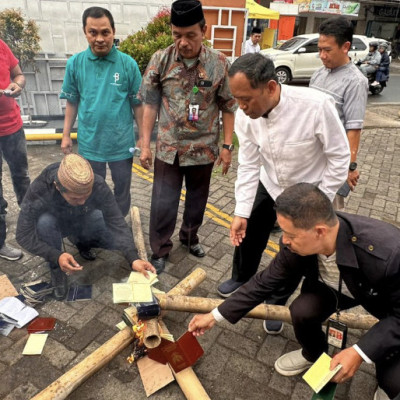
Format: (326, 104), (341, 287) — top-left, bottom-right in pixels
(16, 154), (155, 300)
(189, 183), (400, 400)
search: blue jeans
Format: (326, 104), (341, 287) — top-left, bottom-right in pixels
(36, 209), (114, 269)
(0, 128), (30, 247)
(88, 158), (133, 217)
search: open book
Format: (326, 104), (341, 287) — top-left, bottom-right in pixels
(303, 353), (342, 394)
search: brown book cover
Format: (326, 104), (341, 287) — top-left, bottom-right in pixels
(27, 317), (56, 333)
(148, 331), (204, 373)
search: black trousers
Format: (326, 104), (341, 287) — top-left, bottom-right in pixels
(290, 279), (400, 399)
(88, 157), (133, 217)
(150, 156), (213, 258)
(232, 182), (276, 282)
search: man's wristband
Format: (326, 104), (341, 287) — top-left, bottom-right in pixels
(14, 81), (23, 89)
(222, 143), (234, 152)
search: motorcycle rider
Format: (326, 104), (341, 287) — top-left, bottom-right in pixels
(357, 42), (381, 77)
(371, 42), (390, 87)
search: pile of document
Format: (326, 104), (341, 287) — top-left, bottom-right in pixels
(19, 280), (54, 306)
(0, 297), (39, 336)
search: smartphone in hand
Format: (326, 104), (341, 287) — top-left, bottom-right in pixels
(337, 182), (351, 197)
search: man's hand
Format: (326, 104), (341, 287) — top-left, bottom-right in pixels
(61, 136), (73, 154)
(58, 253), (83, 274)
(347, 170), (360, 190)
(139, 147), (152, 170)
(215, 149), (232, 175)
(188, 313), (216, 336)
(132, 259), (157, 277)
(230, 216), (248, 246)
(5, 82), (22, 98)
(330, 347), (363, 384)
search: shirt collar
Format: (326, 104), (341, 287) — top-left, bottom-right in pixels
(86, 45), (118, 62)
(324, 60), (352, 74)
(266, 83), (284, 120)
(335, 214), (359, 269)
(174, 44), (207, 66)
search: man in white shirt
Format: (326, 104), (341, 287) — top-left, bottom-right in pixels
(244, 27), (261, 54)
(217, 54), (350, 313)
(190, 183), (400, 400)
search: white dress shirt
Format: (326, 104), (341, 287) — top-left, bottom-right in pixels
(244, 38), (260, 54)
(234, 84), (350, 218)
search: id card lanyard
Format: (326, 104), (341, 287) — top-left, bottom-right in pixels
(326, 273), (348, 349)
(188, 85), (199, 122)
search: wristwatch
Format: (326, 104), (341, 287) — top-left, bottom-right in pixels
(349, 162), (357, 171)
(222, 144), (234, 151)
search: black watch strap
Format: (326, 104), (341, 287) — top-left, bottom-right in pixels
(222, 144), (234, 151)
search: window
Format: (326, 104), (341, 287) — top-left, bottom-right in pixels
(303, 39), (319, 53)
(351, 38), (367, 51)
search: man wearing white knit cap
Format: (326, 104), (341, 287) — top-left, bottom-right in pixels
(16, 154), (155, 300)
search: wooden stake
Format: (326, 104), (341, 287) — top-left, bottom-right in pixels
(155, 294), (379, 331)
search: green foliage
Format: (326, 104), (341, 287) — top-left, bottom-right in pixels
(0, 8), (40, 68)
(119, 8), (173, 75)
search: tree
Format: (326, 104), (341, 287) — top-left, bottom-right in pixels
(0, 8), (40, 69)
(0, 8), (40, 120)
(119, 8), (173, 75)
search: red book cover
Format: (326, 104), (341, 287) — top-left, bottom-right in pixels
(148, 331), (204, 373)
(27, 317), (56, 333)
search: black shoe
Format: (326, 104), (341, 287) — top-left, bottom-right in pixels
(181, 242), (205, 257)
(50, 267), (68, 300)
(217, 279), (246, 298)
(79, 248), (96, 261)
(150, 255), (168, 274)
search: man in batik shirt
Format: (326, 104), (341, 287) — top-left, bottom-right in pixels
(138, 0), (237, 273)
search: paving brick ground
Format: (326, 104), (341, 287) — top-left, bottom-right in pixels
(1, 104), (400, 400)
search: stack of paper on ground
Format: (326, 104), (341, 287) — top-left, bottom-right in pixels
(303, 352), (342, 393)
(22, 333), (48, 355)
(20, 280), (54, 306)
(113, 271), (158, 303)
(0, 297), (39, 336)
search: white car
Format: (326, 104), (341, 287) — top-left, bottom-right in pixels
(260, 33), (391, 84)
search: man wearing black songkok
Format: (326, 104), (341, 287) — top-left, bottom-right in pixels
(138, 0), (237, 273)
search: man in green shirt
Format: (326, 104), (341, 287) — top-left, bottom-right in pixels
(60, 7), (142, 240)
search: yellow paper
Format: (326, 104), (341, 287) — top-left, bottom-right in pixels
(116, 321), (127, 330)
(303, 352), (342, 393)
(112, 283), (134, 303)
(132, 283), (153, 303)
(151, 287), (165, 294)
(22, 333), (48, 355)
(128, 271), (159, 286)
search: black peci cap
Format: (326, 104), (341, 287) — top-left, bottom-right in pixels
(171, 0), (205, 27)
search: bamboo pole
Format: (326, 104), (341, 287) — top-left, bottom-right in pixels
(155, 294), (379, 331)
(131, 206), (148, 261)
(143, 319), (161, 349)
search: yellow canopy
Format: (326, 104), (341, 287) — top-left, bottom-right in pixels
(246, 0), (280, 20)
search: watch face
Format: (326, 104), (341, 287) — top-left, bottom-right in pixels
(349, 162), (357, 171)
